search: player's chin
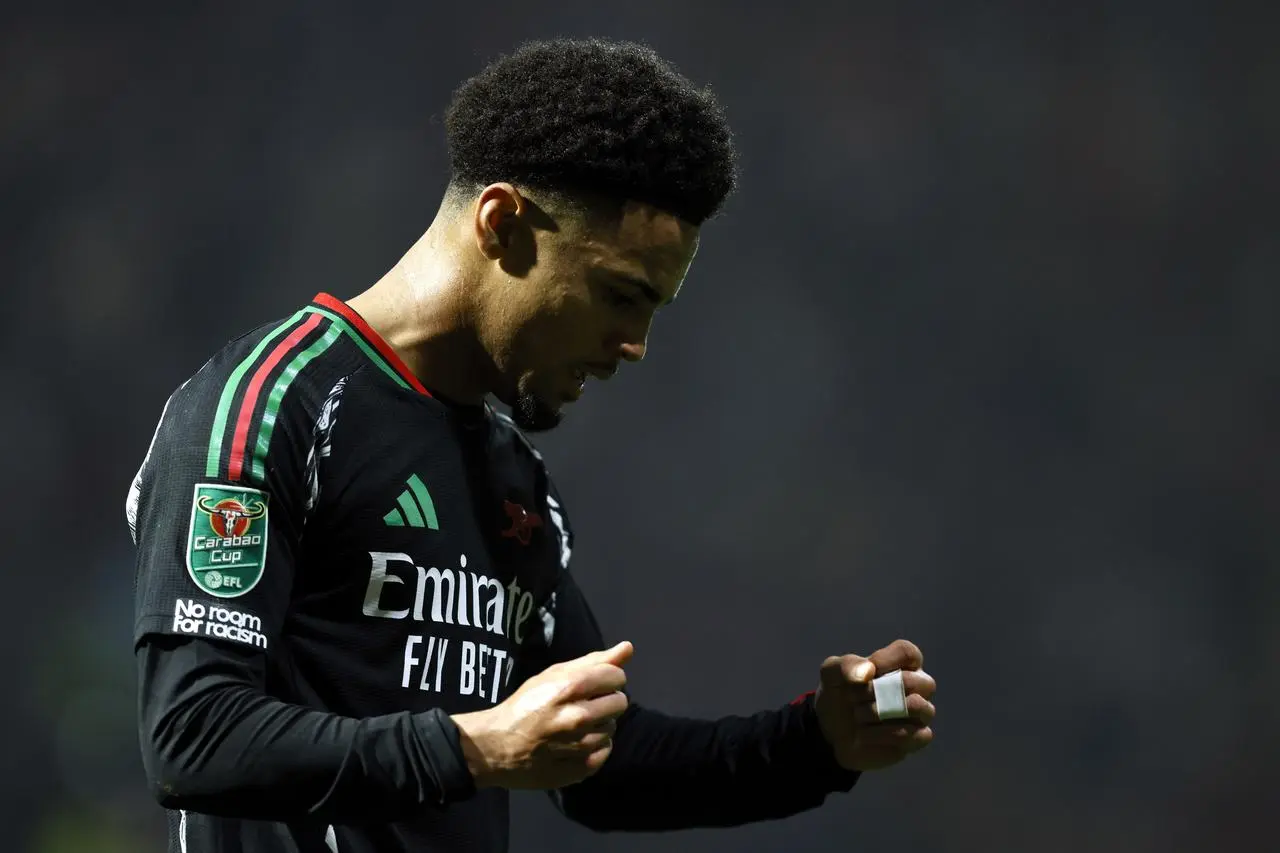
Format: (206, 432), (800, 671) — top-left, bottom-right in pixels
(511, 390), (565, 433)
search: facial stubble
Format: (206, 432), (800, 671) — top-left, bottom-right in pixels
(511, 388), (563, 433)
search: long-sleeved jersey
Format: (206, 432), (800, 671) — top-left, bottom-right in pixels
(127, 293), (859, 853)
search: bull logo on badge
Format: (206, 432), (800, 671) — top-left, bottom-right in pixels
(197, 494), (267, 538)
(186, 484), (269, 598)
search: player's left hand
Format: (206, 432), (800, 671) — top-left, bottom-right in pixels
(813, 639), (936, 772)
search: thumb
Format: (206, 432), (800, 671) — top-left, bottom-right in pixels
(587, 640), (634, 667)
(820, 654), (875, 690)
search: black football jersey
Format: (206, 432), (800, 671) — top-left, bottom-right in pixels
(129, 293), (578, 853)
(129, 292), (862, 853)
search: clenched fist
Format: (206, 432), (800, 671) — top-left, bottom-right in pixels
(814, 639), (937, 772)
(452, 641), (633, 789)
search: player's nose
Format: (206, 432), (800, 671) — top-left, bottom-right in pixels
(618, 340), (646, 363)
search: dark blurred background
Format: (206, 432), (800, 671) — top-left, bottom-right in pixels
(3, 2), (1276, 851)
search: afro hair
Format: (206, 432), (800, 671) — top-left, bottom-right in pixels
(445, 38), (738, 226)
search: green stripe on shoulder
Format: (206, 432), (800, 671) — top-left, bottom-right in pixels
(206, 310), (310, 478)
(249, 321), (343, 483)
(303, 304), (412, 391)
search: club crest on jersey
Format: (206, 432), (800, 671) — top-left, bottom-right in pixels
(500, 499), (542, 546)
(186, 484), (269, 598)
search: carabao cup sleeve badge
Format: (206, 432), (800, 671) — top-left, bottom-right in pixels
(186, 484), (269, 598)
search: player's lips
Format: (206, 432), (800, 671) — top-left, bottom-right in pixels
(582, 363), (618, 380)
(566, 363), (617, 401)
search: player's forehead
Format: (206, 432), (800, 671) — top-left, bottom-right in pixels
(576, 201), (700, 302)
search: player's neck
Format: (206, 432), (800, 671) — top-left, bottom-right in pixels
(347, 234), (498, 406)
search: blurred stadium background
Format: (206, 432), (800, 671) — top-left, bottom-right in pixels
(3, 2), (1276, 851)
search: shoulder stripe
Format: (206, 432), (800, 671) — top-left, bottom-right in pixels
(303, 304), (421, 394)
(249, 320), (343, 483)
(226, 313), (326, 482)
(206, 310), (311, 477)
(309, 294), (431, 395)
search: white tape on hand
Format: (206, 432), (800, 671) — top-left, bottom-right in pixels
(872, 670), (909, 721)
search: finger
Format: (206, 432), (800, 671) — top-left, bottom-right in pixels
(571, 713), (619, 741)
(592, 716), (619, 739)
(545, 732), (614, 763)
(554, 708), (621, 741)
(901, 669), (936, 699)
(554, 691), (625, 733)
(857, 720), (926, 745)
(564, 663), (629, 700)
(820, 655), (874, 691)
(583, 741), (615, 773)
(566, 690), (629, 729)
(574, 727), (616, 752)
(574, 641), (635, 668)
(905, 726), (934, 753)
(859, 722), (934, 753)
(854, 692), (935, 725)
(868, 639), (923, 674)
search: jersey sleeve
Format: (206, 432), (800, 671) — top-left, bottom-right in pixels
(128, 338), (314, 655)
(529, 474), (861, 832)
(126, 334), (481, 823)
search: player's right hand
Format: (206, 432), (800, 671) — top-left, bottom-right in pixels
(451, 641), (632, 789)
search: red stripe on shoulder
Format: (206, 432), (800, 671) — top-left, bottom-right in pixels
(312, 293), (431, 396)
(227, 313), (324, 481)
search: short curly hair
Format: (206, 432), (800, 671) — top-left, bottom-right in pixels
(444, 38), (738, 226)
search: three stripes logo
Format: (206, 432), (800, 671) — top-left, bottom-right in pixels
(384, 473), (439, 530)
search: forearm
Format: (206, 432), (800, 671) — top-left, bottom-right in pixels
(138, 635), (475, 822)
(555, 693), (859, 832)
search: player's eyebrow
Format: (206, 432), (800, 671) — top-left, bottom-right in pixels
(610, 271), (674, 308)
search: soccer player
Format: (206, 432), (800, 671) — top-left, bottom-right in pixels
(127, 38), (937, 853)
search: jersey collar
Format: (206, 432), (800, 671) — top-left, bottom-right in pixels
(310, 293), (433, 397)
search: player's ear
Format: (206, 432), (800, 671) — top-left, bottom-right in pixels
(474, 183), (523, 261)
(474, 183), (539, 278)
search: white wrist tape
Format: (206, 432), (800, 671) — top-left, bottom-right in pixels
(872, 670), (909, 720)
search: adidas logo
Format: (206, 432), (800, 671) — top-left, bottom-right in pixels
(383, 474), (439, 530)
